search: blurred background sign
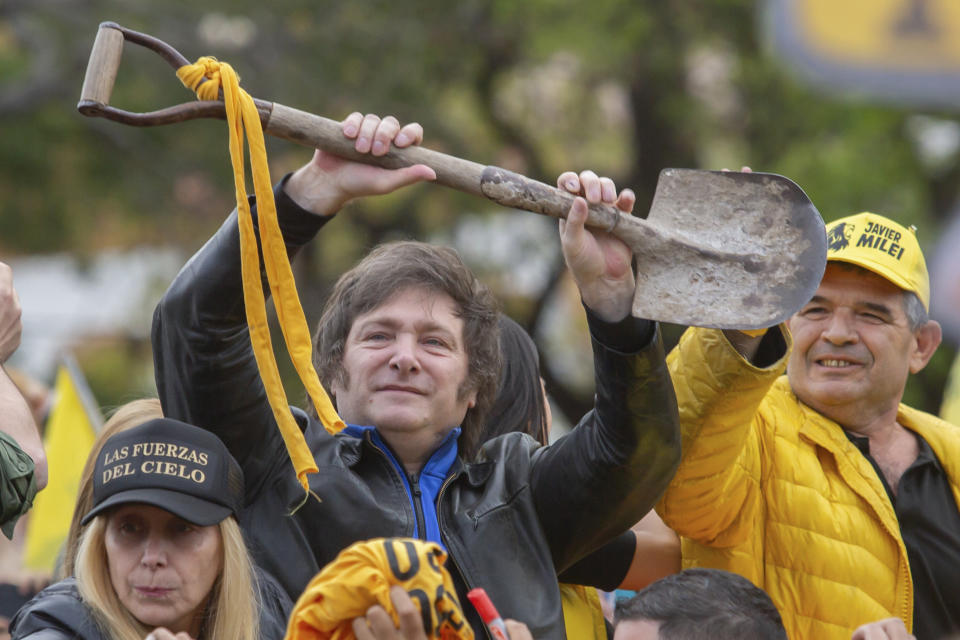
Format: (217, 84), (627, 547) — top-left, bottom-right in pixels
(766, 0), (960, 107)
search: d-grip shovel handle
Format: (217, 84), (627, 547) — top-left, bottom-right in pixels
(77, 22), (637, 234)
(78, 22), (273, 126)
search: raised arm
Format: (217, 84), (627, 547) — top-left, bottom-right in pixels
(656, 325), (788, 545)
(0, 262), (46, 494)
(529, 171), (681, 571)
(151, 115), (433, 483)
(557, 510), (681, 592)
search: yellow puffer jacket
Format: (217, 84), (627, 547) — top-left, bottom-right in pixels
(560, 584), (608, 640)
(658, 327), (960, 640)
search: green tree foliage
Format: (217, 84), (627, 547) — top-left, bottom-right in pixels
(2, 0), (957, 419)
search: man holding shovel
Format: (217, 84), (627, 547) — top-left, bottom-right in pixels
(656, 192), (959, 639)
(151, 113), (681, 639)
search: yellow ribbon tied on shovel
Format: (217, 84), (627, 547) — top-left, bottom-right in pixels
(176, 57), (345, 497)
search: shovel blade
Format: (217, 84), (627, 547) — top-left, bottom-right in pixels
(632, 169), (826, 329)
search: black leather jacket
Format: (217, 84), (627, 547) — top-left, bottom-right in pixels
(9, 573), (291, 640)
(151, 180), (681, 639)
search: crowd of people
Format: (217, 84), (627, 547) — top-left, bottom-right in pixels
(0, 111), (957, 639)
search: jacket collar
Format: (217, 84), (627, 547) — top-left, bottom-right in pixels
(792, 384), (898, 527)
(308, 413), (496, 486)
(459, 458), (495, 487)
(339, 424), (462, 475)
(896, 405), (960, 508)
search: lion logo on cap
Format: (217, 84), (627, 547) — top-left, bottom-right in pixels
(828, 222), (853, 251)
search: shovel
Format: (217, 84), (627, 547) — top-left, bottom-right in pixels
(77, 22), (827, 330)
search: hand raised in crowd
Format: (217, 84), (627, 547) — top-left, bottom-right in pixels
(556, 170), (637, 322)
(145, 628), (195, 640)
(284, 113), (436, 217)
(850, 618), (915, 640)
(0, 262), (22, 364)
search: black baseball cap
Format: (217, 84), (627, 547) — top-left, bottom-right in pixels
(82, 418), (244, 526)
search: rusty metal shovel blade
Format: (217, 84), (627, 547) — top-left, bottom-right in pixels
(77, 22), (827, 330)
(626, 169), (826, 329)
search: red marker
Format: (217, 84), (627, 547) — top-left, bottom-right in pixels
(467, 587), (509, 640)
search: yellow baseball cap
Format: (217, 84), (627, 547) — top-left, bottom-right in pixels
(825, 212), (930, 311)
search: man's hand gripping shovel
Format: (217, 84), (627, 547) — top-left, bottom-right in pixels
(78, 22), (827, 330)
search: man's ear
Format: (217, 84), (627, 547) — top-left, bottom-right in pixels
(910, 320), (942, 374)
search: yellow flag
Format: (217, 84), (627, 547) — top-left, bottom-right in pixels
(23, 357), (100, 571)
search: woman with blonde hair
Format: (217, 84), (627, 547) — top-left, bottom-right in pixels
(10, 417), (290, 640)
(61, 398), (164, 579)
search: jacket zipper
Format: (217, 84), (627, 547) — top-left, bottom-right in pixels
(818, 434), (914, 627)
(367, 434), (487, 637)
(436, 472), (492, 640)
(408, 472), (427, 541)
(365, 433), (424, 540)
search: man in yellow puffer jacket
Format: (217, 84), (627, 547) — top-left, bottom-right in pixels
(658, 210), (960, 640)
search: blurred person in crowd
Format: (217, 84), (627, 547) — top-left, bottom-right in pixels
(151, 113), (681, 638)
(0, 261), (47, 515)
(612, 568), (787, 640)
(482, 314), (680, 639)
(9, 418), (291, 640)
(655, 195), (959, 639)
(0, 369), (52, 637)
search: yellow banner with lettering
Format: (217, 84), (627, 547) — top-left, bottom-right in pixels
(792, 0), (960, 69)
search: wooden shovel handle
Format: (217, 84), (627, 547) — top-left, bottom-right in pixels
(78, 23), (125, 109)
(265, 104), (632, 229)
(77, 22), (635, 231)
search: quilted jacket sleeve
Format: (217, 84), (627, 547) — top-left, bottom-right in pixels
(657, 327), (788, 547)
